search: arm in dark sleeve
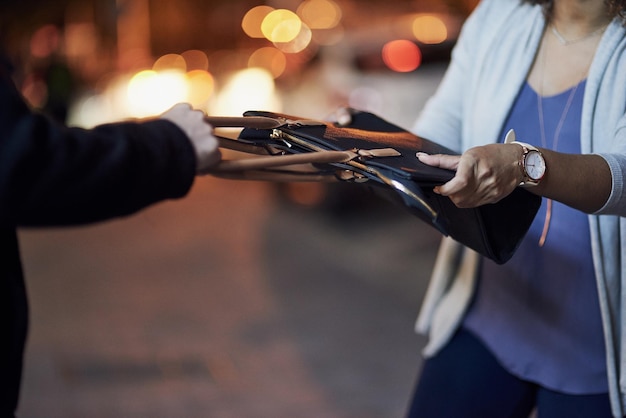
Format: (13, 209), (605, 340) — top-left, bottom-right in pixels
(0, 70), (197, 227)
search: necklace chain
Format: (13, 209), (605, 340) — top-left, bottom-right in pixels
(536, 32), (594, 247)
(550, 23), (607, 46)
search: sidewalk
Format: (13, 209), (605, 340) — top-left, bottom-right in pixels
(16, 177), (440, 418)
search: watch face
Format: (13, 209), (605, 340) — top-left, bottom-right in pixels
(525, 150), (546, 181)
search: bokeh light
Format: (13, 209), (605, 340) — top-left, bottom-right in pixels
(297, 0), (342, 29)
(242, 5), (275, 39)
(30, 24), (60, 58)
(185, 70), (215, 107)
(212, 67), (280, 116)
(261, 9), (302, 43)
(274, 23), (312, 54)
(181, 49), (209, 71)
(64, 23), (98, 60)
(153, 53), (186, 72)
(382, 40), (422, 72)
(127, 69), (188, 117)
(248, 47), (287, 78)
(412, 15), (448, 44)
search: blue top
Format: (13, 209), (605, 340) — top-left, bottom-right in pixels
(463, 81), (608, 394)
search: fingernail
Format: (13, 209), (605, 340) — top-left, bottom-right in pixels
(336, 112), (351, 126)
(416, 152), (428, 159)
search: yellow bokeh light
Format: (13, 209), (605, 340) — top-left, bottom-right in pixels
(248, 47), (287, 78)
(412, 15), (448, 45)
(186, 70), (215, 107)
(297, 0), (342, 29)
(213, 68), (280, 116)
(262, 9), (302, 43)
(274, 23), (312, 54)
(153, 54), (187, 72)
(242, 5), (275, 38)
(127, 69), (188, 117)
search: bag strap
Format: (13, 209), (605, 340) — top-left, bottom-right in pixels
(211, 133), (401, 176)
(213, 148), (359, 172)
(206, 115), (284, 129)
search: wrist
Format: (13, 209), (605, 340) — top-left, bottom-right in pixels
(195, 141), (221, 173)
(510, 141), (546, 187)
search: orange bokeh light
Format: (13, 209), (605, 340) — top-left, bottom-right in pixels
(242, 5), (275, 39)
(382, 40), (422, 72)
(297, 0), (342, 29)
(30, 24), (60, 58)
(181, 49), (209, 71)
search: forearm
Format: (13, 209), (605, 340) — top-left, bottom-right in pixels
(0, 113), (196, 227)
(532, 150), (611, 214)
(421, 143), (614, 213)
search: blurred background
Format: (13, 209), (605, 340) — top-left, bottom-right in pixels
(4, 0), (477, 417)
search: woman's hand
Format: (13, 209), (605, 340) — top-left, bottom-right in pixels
(418, 143), (523, 208)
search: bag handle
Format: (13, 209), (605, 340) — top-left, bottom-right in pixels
(205, 116), (285, 129)
(212, 149), (359, 172)
(210, 135), (401, 174)
(206, 116), (441, 228)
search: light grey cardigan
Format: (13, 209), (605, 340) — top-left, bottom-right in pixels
(411, 0), (626, 415)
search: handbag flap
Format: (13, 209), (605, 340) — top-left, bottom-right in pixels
(242, 109), (456, 184)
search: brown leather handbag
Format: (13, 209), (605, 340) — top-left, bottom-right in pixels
(207, 109), (541, 264)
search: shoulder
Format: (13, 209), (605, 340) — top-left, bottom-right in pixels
(453, 0), (542, 72)
(459, 0), (539, 46)
(591, 20), (626, 110)
(469, 0), (531, 19)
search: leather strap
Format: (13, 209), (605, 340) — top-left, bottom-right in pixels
(206, 116), (284, 129)
(212, 135), (401, 175)
(212, 149), (358, 172)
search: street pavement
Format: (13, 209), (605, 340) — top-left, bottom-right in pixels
(16, 174), (441, 417)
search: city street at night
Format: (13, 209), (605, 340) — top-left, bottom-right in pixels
(3, 1), (475, 416)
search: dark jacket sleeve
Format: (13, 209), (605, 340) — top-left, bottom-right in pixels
(0, 68), (197, 227)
